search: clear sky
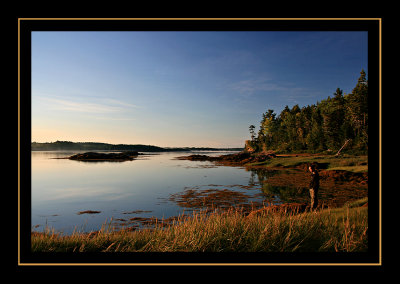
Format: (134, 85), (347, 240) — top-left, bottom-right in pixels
(32, 31), (367, 148)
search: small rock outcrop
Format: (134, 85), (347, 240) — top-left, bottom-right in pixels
(68, 151), (139, 161)
(177, 151), (276, 165)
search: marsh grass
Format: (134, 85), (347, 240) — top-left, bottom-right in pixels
(248, 154), (368, 173)
(32, 201), (368, 253)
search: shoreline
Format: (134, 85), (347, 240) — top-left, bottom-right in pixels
(31, 199), (368, 252)
(31, 151), (368, 240)
(175, 151), (368, 209)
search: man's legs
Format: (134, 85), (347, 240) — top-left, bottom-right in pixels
(309, 188), (318, 210)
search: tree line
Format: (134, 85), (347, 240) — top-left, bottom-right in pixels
(31, 141), (166, 152)
(31, 141), (243, 152)
(248, 70), (368, 154)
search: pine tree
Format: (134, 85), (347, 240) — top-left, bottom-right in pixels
(249, 125), (256, 141)
(319, 88), (346, 150)
(305, 105), (324, 151)
(347, 69), (368, 150)
(260, 109), (277, 150)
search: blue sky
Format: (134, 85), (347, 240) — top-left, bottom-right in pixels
(32, 31), (367, 147)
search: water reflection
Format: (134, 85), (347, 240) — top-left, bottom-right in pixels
(31, 151), (315, 234)
(248, 167), (309, 205)
(261, 184), (308, 204)
(165, 166), (311, 214)
(32, 151), (252, 234)
(248, 167), (280, 184)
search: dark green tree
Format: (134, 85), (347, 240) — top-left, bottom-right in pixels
(346, 69), (368, 150)
(249, 125), (256, 141)
(319, 88), (346, 150)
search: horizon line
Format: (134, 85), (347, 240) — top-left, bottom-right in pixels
(31, 140), (245, 149)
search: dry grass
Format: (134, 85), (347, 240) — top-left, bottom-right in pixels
(32, 201), (368, 253)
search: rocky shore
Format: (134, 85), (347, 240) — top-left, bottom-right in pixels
(176, 151), (276, 165)
(176, 151), (368, 209)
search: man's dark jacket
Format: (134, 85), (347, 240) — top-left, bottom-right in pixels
(309, 171), (320, 189)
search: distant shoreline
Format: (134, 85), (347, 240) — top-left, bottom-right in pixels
(31, 141), (244, 152)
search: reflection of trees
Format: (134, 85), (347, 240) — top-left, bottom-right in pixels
(248, 168), (279, 184)
(249, 168), (308, 204)
(248, 168), (271, 186)
(248, 171), (256, 186)
(261, 184), (308, 203)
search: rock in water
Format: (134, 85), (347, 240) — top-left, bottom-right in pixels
(68, 152), (138, 161)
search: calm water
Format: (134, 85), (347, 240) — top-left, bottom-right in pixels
(32, 151), (276, 234)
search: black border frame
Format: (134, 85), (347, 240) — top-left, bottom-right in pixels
(18, 18), (381, 267)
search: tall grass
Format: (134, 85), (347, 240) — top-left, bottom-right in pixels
(32, 202), (368, 253)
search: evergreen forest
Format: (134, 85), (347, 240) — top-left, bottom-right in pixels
(247, 70), (368, 154)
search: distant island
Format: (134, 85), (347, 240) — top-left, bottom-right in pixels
(31, 141), (244, 152)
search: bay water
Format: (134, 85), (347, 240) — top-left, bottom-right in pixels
(31, 151), (286, 235)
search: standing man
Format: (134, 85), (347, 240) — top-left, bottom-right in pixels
(308, 163), (320, 211)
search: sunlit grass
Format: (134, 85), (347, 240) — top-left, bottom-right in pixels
(32, 200), (368, 253)
(248, 154), (368, 173)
